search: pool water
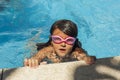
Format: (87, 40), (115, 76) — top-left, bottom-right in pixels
(0, 0), (120, 68)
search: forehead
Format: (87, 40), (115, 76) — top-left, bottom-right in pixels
(52, 28), (69, 38)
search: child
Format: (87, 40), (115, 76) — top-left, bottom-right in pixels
(24, 19), (96, 67)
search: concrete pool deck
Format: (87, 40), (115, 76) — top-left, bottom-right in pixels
(0, 56), (120, 80)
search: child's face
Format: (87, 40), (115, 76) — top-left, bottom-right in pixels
(51, 28), (75, 58)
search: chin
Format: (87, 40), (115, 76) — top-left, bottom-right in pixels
(57, 53), (64, 57)
(59, 54), (67, 58)
(57, 51), (68, 58)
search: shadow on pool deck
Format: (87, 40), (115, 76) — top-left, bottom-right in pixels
(1, 56), (120, 80)
(74, 57), (120, 80)
(0, 69), (16, 80)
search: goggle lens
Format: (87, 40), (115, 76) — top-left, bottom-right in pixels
(51, 35), (76, 45)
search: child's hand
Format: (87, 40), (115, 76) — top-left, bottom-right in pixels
(72, 48), (96, 65)
(24, 58), (47, 68)
(24, 58), (39, 68)
(83, 56), (96, 65)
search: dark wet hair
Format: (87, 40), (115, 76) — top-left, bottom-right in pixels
(37, 19), (82, 51)
(50, 19), (78, 37)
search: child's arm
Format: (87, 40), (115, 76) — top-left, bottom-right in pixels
(71, 47), (96, 64)
(24, 45), (54, 67)
(32, 46), (54, 61)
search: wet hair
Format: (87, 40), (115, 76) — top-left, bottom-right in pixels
(37, 19), (82, 51)
(50, 19), (78, 37)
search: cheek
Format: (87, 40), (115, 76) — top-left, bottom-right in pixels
(66, 45), (73, 52)
(51, 41), (59, 49)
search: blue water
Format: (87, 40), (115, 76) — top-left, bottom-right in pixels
(0, 0), (120, 68)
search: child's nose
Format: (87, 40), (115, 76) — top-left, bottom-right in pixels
(61, 42), (66, 47)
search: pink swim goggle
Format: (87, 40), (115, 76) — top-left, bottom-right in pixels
(51, 35), (76, 45)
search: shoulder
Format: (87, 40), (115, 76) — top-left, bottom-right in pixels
(73, 47), (86, 53)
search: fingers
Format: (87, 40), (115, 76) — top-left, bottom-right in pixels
(35, 59), (39, 67)
(76, 54), (86, 60)
(24, 58), (28, 66)
(40, 61), (47, 65)
(24, 58), (39, 68)
(84, 56), (96, 65)
(24, 58), (48, 68)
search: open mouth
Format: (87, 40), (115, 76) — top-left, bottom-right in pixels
(59, 49), (66, 52)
